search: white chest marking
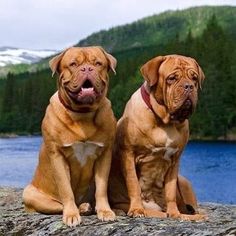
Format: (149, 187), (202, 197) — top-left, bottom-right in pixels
(151, 137), (179, 162)
(163, 147), (179, 161)
(64, 141), (104, 167)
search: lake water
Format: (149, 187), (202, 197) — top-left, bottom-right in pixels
(0, 137), (235, 204)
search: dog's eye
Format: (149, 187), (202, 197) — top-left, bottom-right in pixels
(95, 61), (102, 66)
(69, 62), (78, 67)
(167, 76), (176, 84)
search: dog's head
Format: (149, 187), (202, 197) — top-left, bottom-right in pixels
(49, 46), (116, 112)
(141, 55), (205, 123)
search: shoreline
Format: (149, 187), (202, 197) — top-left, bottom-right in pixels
(0, 133), (41, 138)
(0, 133), (19, 138)
(1, 133), (236, 142)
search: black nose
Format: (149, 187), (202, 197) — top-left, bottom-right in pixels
(184, 83), (194, 91)
(80, 65), (94, 72)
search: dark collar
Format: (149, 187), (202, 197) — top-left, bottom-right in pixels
(140, 84), (188, 124)
(58, 92), (91, 113)
(140, 84), (170, 124)
(140, 84), (154, 111)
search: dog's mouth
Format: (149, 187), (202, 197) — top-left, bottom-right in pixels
(170, 99), (194, 122)
(66, 79), (104, 104)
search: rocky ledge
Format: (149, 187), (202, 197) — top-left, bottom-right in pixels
(0, 187), (235, 236)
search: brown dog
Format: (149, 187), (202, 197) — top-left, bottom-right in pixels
(23, 46), (117, 227)
(109, 55), (206, 220)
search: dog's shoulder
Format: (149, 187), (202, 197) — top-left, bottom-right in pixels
(95, 98), (117, 129)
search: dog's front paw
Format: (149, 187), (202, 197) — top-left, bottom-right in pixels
(97, 209), (116, 221)
(128, 207), (146, 217)
(63, 205), (81, 227)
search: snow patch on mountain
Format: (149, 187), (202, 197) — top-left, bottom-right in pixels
(0, 47), (58, 67)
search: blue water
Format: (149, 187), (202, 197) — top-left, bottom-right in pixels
(0, 137), (235, 204)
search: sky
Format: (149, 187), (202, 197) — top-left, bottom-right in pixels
(0, 0), (235, 50)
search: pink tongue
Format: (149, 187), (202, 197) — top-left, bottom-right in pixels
(79, 87), (95, 96)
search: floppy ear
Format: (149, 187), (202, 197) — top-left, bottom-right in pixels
(105, 52), (117, 74)
(140, 56), (166, 86)
(49, 48), (70, 77)
(197, 64), (205, 90)
(192, 59), (205, 89)
(99, 47), (117, 74)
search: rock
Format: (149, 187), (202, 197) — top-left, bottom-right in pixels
(0, 187), (235, 235)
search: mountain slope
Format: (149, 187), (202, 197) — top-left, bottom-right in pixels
(0, 5), (235, 78)
(0, 5), (236, 138)
(77, 5), (236, 52)
(0, 47), (57, 67)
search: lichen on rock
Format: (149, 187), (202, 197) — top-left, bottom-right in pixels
(0, 187), (235, 235)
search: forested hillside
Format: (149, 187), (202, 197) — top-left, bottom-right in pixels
(78, 6), (236, 52)
(0, 6), (235, 139)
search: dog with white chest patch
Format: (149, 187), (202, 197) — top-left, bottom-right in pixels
(23, 46), (117, 227)
(109, 55), (206, 221)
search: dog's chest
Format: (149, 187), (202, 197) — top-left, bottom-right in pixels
(138, 136), (179, 164)
(137, 137), (180, 203)
(151, 136), (179, 162)
(64, 141), (104, 166)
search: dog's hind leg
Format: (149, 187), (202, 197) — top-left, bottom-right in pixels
(176, 175), (207, 220)
(176, 175), (198, 214)
(23, 184), (63, 214)
(142, 200), (167, 218)
(111, 203), (129, 216)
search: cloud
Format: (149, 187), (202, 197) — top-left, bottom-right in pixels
(0, 0), (235, 50)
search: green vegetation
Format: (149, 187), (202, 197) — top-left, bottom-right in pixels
(0, 6), (235, 139)
(0, 57), (51, 79)
(0, 70), (56, 133)
(78, 6), (236, 52)
(0, 64), (30, 79)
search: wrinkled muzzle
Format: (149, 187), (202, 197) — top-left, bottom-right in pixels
(168, 82), (198, 122)
(62, 65), (106, 105)
(66, 78), (104, 104)
(170, 98), (195, 122)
